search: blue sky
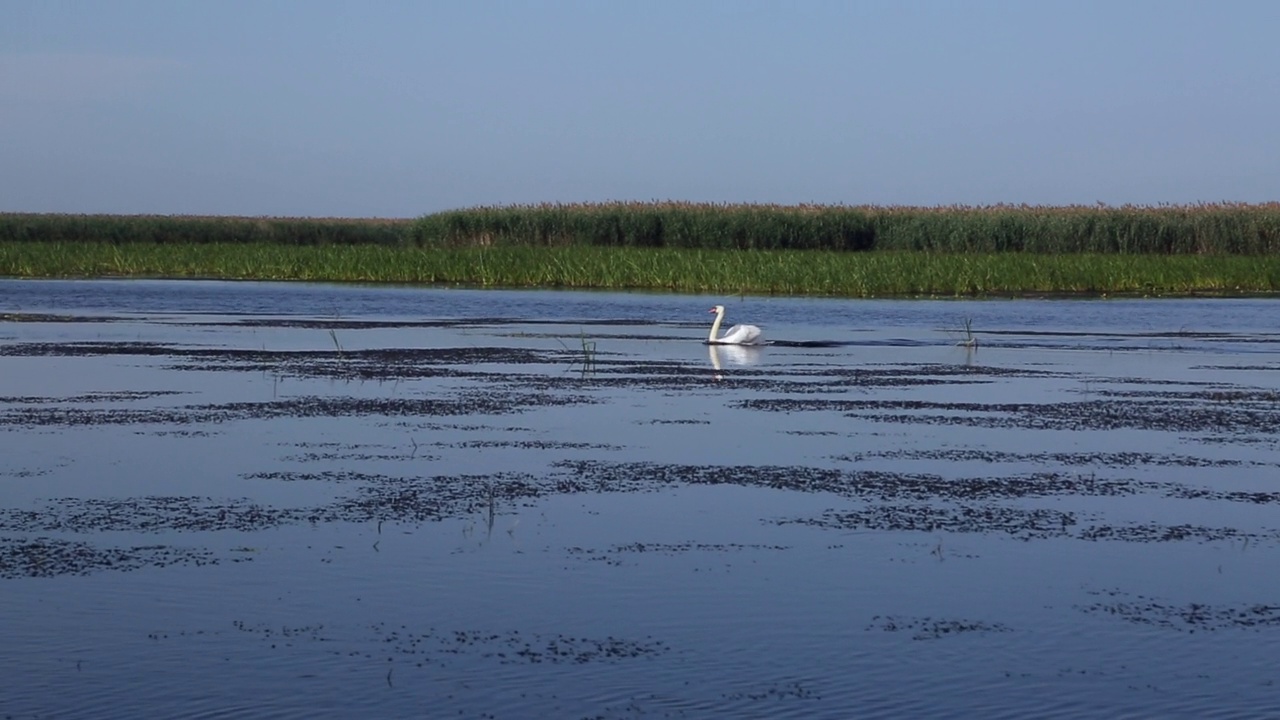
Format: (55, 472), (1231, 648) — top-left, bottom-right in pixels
(2, 1), (1277, 217)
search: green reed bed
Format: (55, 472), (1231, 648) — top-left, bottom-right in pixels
(417, 201), (1280, 254)
(3, 242), (1278, 297)
(8, 203), (1280, 255)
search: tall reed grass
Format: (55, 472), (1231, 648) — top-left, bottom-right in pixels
(414, 202), (1280, 254)
(6, 203), (1280, 254)
(3, 242), (1277, 296)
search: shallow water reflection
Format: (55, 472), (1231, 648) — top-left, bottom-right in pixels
(2, 280), (1279, 719)
(708, 343), (763, 379)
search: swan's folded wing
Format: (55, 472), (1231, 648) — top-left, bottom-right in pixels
(724, 323), (763, 345)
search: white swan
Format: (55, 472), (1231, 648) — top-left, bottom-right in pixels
(707, 304), (764, 345)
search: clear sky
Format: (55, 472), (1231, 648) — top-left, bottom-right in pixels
(2, 0), (1277, 217)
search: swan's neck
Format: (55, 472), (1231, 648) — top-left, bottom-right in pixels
(708, 309), (725, 342)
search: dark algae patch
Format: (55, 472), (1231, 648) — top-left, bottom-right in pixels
(566, 542), (790, 566)
(1, 391), (592, 428)
(363, 625), (670, 666)
(0, 535), (217, 578)
(0, 390), (186, 404)
(739, 396), (1280, 435)
(867, 615), (1013, 640)
(5, 457), (1274, 585)
(1, 496), (312, 534)
(786, 505), (1280, 544)
(554, 460), (1280, 544)
(554, 460), (1150, 501)
(1078, 590), (1280, 632)
(168, 620), (672, 667)
(789, 504), (1080, 541)
(1, 472), (547, 534)
(834, 448), (1260, 468)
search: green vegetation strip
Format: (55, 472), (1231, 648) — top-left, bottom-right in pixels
(6, 202), (1280, 254)
(3, 242), (1277, 296)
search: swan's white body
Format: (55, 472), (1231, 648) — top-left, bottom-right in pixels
(707, 305), (764, 345)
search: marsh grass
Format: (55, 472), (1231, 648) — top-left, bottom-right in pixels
(568, 333), (596, 371)
(327, 329), (347, 370)
(556, 331), (598, 375)
(8, 203), (1280, 254)
(580, 333), (598, 371)
(957, 318), (978, 348)
(415, 201), (1280, 254)
(3, 241), (1280, 296)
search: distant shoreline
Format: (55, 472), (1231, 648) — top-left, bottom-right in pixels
(4, 205), (1278, 296)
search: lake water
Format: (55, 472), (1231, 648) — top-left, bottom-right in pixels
(2, 279), (1279, 719)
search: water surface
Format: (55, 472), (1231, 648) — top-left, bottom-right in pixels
(2, 279), (1279, 719)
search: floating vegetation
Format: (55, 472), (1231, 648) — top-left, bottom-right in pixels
(553, 461), (1150, 501)
(0, 536), (218, 578)
(831, 449), (1255, 468)
(786, 506), (1278, 545)
(566, 542), (790, 566)
(431, 439), (623, 451)
(219, 620), (670, 666)
(866, 615), (1012, 640)
(1078, 589), (1280, 632)
(0, 391), (592, 429)
(787, 504), (1080, 541)
(738, 396), (1280, 435)
(0, 497), (310, 534)
(0, 390), (185, 404)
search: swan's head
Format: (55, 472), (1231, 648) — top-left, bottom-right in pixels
(709, 305), (725, 315)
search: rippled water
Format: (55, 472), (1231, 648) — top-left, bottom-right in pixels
(2, 279), (1279, 719)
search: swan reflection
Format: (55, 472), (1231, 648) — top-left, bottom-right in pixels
(709, 343), (762, 379)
